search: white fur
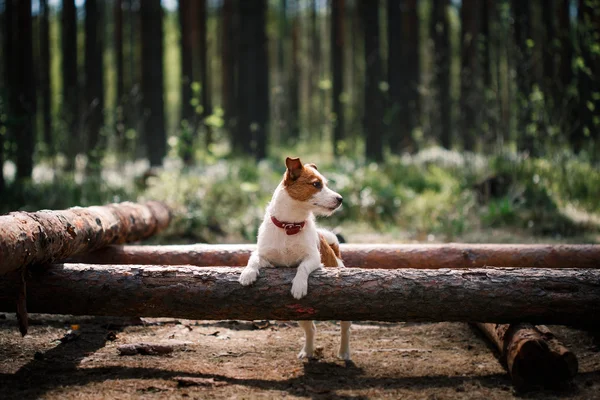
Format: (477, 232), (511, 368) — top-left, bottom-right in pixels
(238, 164), (352, 360)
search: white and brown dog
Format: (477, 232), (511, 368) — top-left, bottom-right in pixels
(238, 157), (351, 360)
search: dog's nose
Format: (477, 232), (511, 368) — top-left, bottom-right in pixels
(336, 196), (343, 205)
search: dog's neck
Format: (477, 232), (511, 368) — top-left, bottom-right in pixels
(267, 184), (313, 223)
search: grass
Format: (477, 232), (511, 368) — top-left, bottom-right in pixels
(1, 147), (599, 244)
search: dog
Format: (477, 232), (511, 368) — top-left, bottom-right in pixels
(238, 157), (351, 360)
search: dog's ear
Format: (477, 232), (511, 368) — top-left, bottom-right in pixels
(285, 157), (303, 180)
(305, 163), (318, 170)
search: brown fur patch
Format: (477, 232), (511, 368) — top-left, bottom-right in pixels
(284, 166), (322, 202)
(318, 233), (342, 268)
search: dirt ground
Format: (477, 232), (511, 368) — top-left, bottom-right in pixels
(1, 314), (599, 400)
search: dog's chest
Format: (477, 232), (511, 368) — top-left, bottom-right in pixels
(258, 226), (318, 267)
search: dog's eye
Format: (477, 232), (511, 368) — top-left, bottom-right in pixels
(312, 181), (322, 189)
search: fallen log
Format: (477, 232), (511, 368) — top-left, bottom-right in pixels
(0, 201), (171, 276)
(66, 243), (600, 269)
(1, 264), (598, 325)
(475, 323), (578, 388)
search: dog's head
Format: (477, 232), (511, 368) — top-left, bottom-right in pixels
(283, 157), (343, 216)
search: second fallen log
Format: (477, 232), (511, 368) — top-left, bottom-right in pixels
(0, 264), (598, 325)
(0, 201), (171, 276)
(475, 323), (578, 388)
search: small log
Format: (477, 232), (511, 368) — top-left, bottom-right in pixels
(0, 201), (171, 276)
(0, 264), (598, 325)
(475, 323), (578, 388)
(67, 243), (600, 269)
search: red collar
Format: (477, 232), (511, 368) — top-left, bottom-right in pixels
(271, 216), (306, 235)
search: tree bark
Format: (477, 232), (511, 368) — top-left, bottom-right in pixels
(179, 0), (195, 164)
(197, 0), (213, 150)
(361, 0), (383, 161)
(460, 0), (480, 152)
(431, 0), (451, 149)
(0, 201), (171, 276)
(1, 265), (598, 325)
(12, 0), (36, 181)
(84, 0), (105, 170)
(62, 0), (80, 169)
(68, 243), (600, 270)
(40, 0), (53, 157)
(140, 0), (166, 166)
(475, 323), (578, 388)
(221, 0), (236, 143)
(331, 0), (344, 154)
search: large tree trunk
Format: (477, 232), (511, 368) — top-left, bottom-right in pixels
(235, 0), (269, 159)
(12, 0), (36, 181)
(1, 265), (598, 324)
(2, 0), (13, 193)
(288, 0), (300, 144)
(331, 0), (344, 155)
(84, 0), (105, 171)
(62, 0), (79, 169)
(40, 0), (53, 157)
(361, 0), (383, 161)
(0, 202), (171, 276)
(460, 0), (480, 152)
(114, 0), (126, 149)
(197, 0), (213, 150)
(475, 323), (578, 388)
(140, 0), (166, 166)
(512, 1), (534, 155)
(431, 0), (451, 149)
(556, 0), (574, 140)
(68, 243), (600, 269)
(178, 0), (195, 164)
(221, 0), (235, 142)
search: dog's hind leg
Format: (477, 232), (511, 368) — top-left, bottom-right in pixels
(338, 321), (352, 360)
(297, 320), (316, 359)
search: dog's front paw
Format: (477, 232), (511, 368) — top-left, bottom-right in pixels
(290, 277), (308, 299)
(239, 267), (259, 286)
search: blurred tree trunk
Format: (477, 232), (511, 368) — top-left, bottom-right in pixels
(84, 0), (105, 172)
(140, 0), (166, 166)
(0, 0), (10, 193)
(331, 0), (344, 155)
(221, 0), (236, 143)
(12, 0), (36, 181)
(542, 0), (555, 97)
(460, 0), (480, 152)
(556, 0), (574, 142)
(431, 0), (451, 149)
(511, 1), (534, 155)
(40, 0), (53, 157)
(574, 0), (600, 155)
(289, 0), (300, 143)
(361, 0), (383, 161)
(62, 0), (79, 169)
(235, 0), (269, 159)
(480, 0), (496, 152)
(310, 0), (322, 138)
(179, 0), (195, 164)
(197, 0), (213, 149)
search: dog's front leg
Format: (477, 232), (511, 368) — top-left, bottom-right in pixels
(297, 320), (316, 359)
(290, 255), (321, 299)
(239, 251), (271, 286)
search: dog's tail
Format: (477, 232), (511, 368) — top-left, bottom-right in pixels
(317, 229), (343, 267)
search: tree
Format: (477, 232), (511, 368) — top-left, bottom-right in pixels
(221, 0), (236, 140)
(460, 0), (480, 152)
(84, 0), (105, 170)
(431, 0), (451, 149)
(114, 0), (126, 149)
(235, 0), (269, 159)
(289, 0), (300, 143)
(197, 0), (213, 148)
(140, 0), (166, 166)
(574, 0), (600, 154)
(62, 0), (79, 168)
(178, 0), (195, 164)
(360, 0), (383, 161)
(511, 0), (534, 154)
(40, 0), (52, 156)
(331, 0), (344, 155)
